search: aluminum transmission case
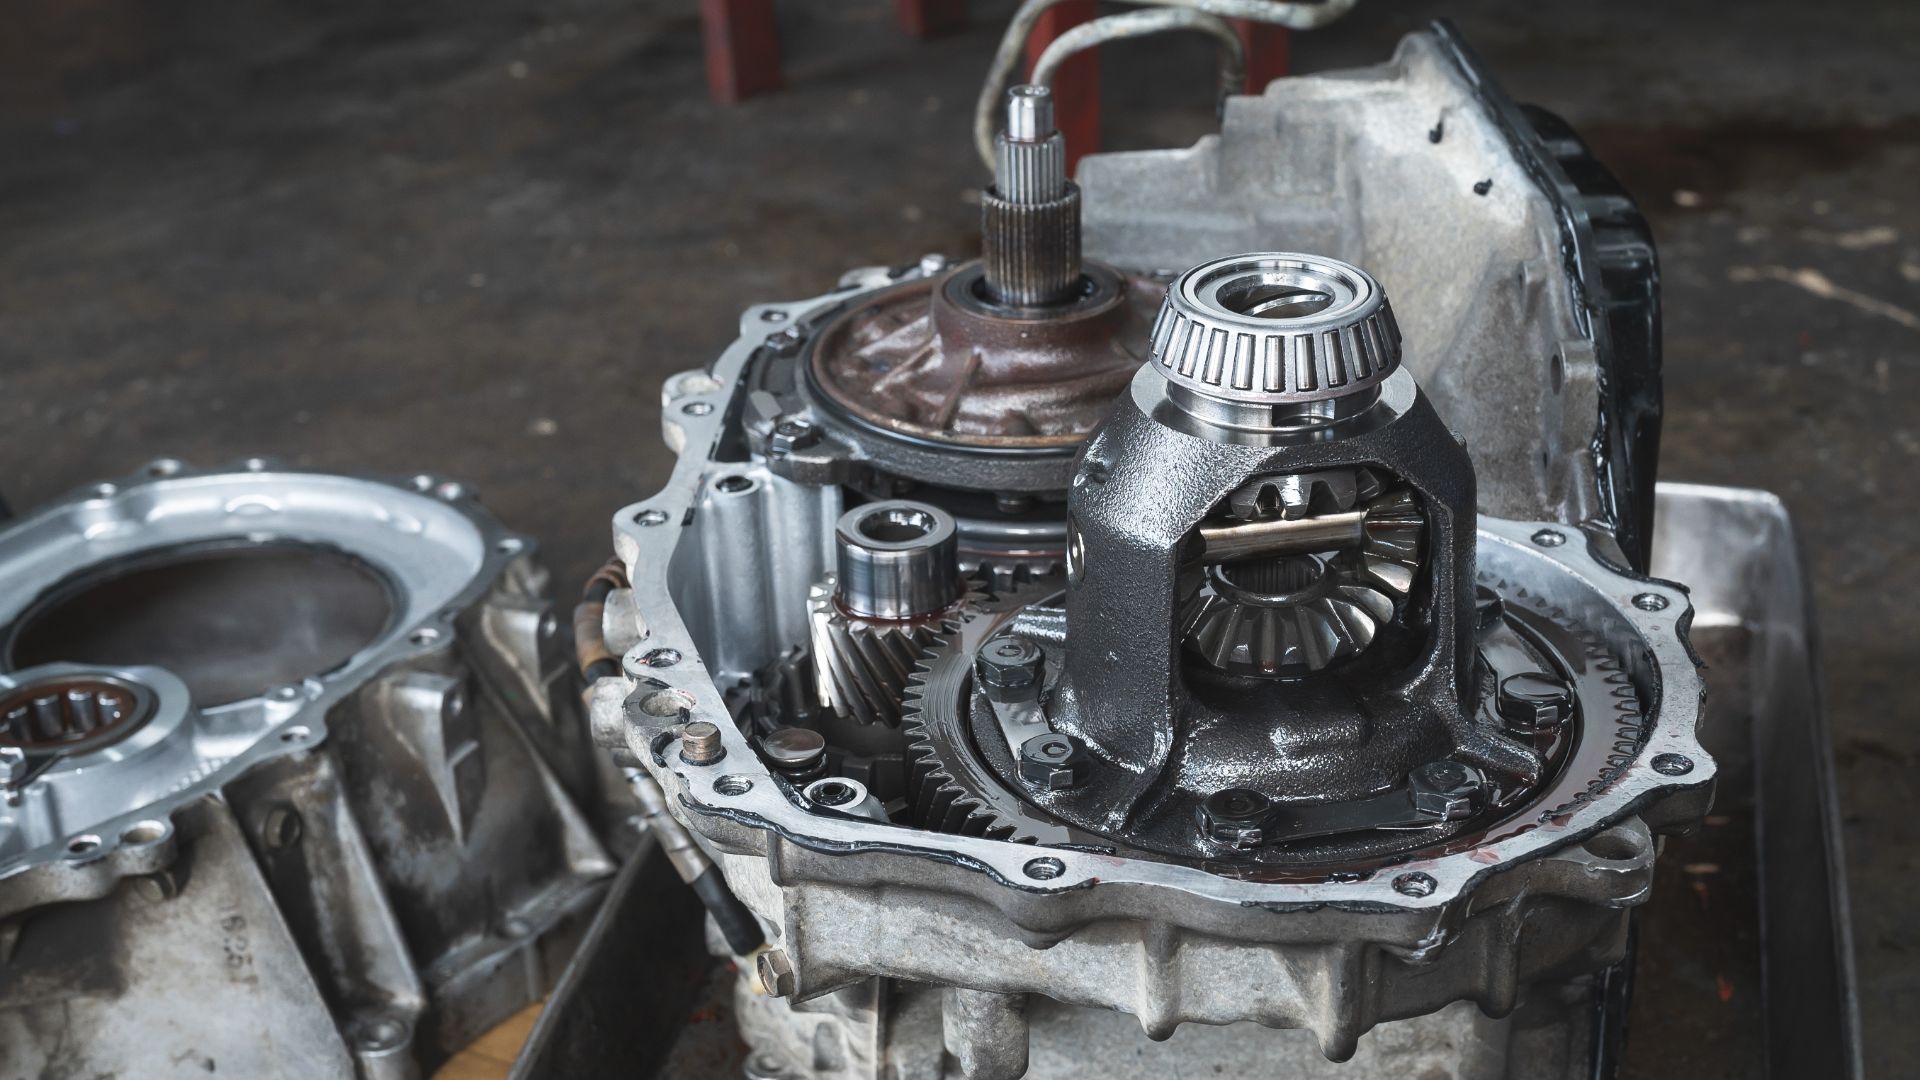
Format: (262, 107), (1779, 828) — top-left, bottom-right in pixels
(587, 23), (1704, 1080)
(0, 462), (621, 1079)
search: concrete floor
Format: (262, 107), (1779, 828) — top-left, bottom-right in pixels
(1, 0), (1915, 1074)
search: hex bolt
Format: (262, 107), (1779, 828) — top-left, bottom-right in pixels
(1197, 788), (1273, 851)
(758, 948), (796, 997)
(975, 637), (1044, 703)
(1408, 760), (1488, 821)
(1018, 733), (1089, 791)
(768, 417), (822, 456)
(680, 721), (727, 766)
(1497, 672), (1574, 732)
(765, 328), (804, 357)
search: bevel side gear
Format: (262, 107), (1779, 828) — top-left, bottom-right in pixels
(1182, 472), (1426, 677)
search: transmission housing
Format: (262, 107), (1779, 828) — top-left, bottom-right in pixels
(587, 26), (1708, 1080)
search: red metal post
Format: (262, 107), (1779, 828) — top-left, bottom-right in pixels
(1024, 0), (1098, 173)
(701, 0), (783, 105)
(1232, 19), (1292, 95)
(896, 0), (968, 39)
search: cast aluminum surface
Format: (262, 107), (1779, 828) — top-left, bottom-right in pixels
(526, 485), (1854, 1080)
(1079, 28), (1635, 548)
(584, 23), (1707, 1076)
(0, 465), (502, 914)
(0, 463), (621, 1080)
(595, 281), (1708, 1055)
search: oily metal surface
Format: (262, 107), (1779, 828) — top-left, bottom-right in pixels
(2, 0), (1911, 1070)
(805, 264), (1160, 450)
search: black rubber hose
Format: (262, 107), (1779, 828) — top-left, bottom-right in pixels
(691, 865), (767, 955)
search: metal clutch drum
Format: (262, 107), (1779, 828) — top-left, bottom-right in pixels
(0, 462), (619, 1080)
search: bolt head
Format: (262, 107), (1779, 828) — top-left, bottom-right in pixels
(680, 720), (726, 765)
(761, 726), (826, 770)
(1018, 733), (1088, 791)
(1408, 760), (1487, 820)
(768, 417), (821, 456)
(976, 637), (1044, 701)
(1497, 672), (1574, 732)
(765, 329), (804, 357)
(1197, 788), (1273, 850)
(757, 949), (796, 997)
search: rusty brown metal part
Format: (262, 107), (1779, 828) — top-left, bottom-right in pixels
(807, 261), (1163, 451)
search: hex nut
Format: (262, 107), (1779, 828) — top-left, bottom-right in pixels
(1018, 733), (1089, 791)
(1496, 672), (1573, 732)
(976, 637), (1043, 702)
(1197, 788), (1273, 850)
(1408, 761), (1487, 820)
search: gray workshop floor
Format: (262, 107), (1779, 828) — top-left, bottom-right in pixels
(2, 1), (1915, 1074)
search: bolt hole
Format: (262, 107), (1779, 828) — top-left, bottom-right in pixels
(66, 834), (102, 857)
(715, 475), (755, 494)
(681, 401), (714, 417)
(261, 806), (303, 850)
(760, 309), (789, 323)
(410, 627), (441, 646)
(1023, 857), (1066, 881)
(639, 688), (696, 718)
(808, 781), (857, 807)
(635, 508), (671, 526)
(1651, 753), (1694, 776)
(1392, 871), (1437, 898)
(1549, 353), (1565, 393)
(496, 538), (524, 555)
(1632, 592), (1670, 612)
(713, 774), (755, 797)
(120, 820), (169, 846)
(279, 725), (313, 744)
(1530, 529), (1567, 548)
(640, 648), (682, 668)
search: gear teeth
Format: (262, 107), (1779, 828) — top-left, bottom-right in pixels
(899, 576), (1075, 843)
(809, 578), (981, 728)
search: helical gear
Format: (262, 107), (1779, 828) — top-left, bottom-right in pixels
(899, 577), (1094, 845)
(807, 576), (984, 728)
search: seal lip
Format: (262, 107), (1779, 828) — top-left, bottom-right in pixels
(1148, 252), (1402, 407)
